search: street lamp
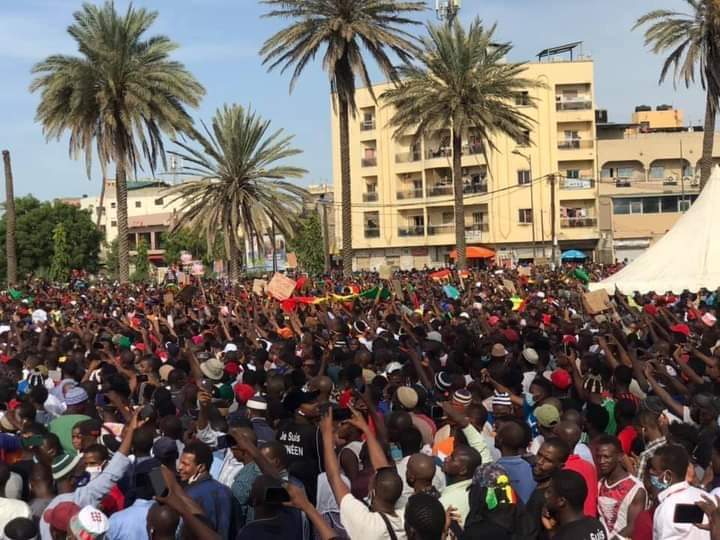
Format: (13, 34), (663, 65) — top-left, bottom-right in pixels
(512, 149), (537, 259)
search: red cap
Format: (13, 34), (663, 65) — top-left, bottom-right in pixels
(224, 362), (240, 377)
(134, 342), (147, 352)
(551, 368), (572, 390)
(234, 383), (255, 404)
(562, 335), (577, 345)
(488, 315), (500, 327)
(502, 328), (519, 343)
(44, 502), (80, 532)
(670, 323), (690, 337)
(643, 304), (658, 316)
(542, 314), (552, 326)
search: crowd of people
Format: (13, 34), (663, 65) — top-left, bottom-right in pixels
(0, 263), (720, 539)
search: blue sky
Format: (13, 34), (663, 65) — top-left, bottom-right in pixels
(0, 0), (706, 201)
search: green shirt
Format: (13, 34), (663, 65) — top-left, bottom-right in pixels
(49, 414), (91, 455)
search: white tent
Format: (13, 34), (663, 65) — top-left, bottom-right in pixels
(590, 165), (720, 294)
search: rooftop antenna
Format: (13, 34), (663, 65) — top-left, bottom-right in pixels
(436, 0), (460, 26)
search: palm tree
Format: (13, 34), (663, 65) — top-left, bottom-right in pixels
(2, 150), (17, 287)
(382, 19), (539, 269)
(30, 2), (204, 282)
(165, 104), (308, 281)
(635, 1), (720, 189)
(260, 0), (425, 276)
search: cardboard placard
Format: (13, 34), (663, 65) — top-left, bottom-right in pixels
(191, 262), (204, 276)
(252, 279), (268, 296)
(517, 266), (531, 277)
(502, 279), (516, 294)
(163, 292), (174, 307)
(267, 273), (296, 301)
(378, 265), (392, 280)
(391, 279), (404, 300)
(583, 289), (612, 315)
(286, 252), (298, 269)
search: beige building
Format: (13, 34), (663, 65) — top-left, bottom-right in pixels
(596, 106), (720, 262)
(331, 43), (600, 270)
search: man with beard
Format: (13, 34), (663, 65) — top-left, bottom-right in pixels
(544, 469), (607, 539)
(595, 434), (646, 538)
(525, 438), (570, 538)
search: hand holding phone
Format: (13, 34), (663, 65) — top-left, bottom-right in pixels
(674, 503), (705, 524)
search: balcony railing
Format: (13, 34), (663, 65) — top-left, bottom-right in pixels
(463, 183), (488, 195)
(556, 100), (592, 111)
(361, 156), (377, 167)
(465, 223), (489, 241)
(360, 119), (376, 131)
(614, 177), (634, 187)
(560, 217), (597, 228)
(395, 151), (422, 163)
(558, 139), (593, 150)
(397, 188), (423, 200)
(426, 147), (452, 159)
(560, 177), (595, 189)
(462, 143), (483, 155)
(428, 223), (455, 235)
(362, 192), (379, 202)
(364, 227), (380, 238)
(427, 184), (453, 197)
(398, 226), (425, 237)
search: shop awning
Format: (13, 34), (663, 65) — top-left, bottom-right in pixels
(449, 246), (496, 259)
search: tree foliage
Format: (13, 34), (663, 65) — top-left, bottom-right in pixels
(287, 212), (325, 275)
(163, 227), (222, 267)
(49, 223), (71, 283)
(132, 239), (151, 282)
(0, 196), (102, 281)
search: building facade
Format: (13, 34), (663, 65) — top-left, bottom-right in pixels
(596, 106), (720, 262)
(331, 46), (600, 270)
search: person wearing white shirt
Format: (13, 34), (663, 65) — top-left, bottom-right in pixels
(650, 445), (709, 540)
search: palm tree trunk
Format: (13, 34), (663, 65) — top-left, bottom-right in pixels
(452, 130), (466, 269)
(700, 93), (716, 190)
(229, 244), (240, 282)
(338, 94), (353, 276)
(2, 150), (17, 287)
(96, 178), (106, 229)
(116, 163), (130, 283)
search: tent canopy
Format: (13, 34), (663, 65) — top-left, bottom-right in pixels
(449, 246), (495, 259)
(561, 249), (587, 260)
(590, 166), (720, 294)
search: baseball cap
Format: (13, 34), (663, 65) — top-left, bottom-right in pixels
(69, 506), (108, 539)
(550, 369), (572, 390)
(670, 323), (690, 337)
(534, 404), (561, 428)
(44, 502), (80, 533)
(234, 383), (255, 404)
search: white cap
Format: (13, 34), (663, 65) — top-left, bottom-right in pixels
(223, 343), (238, 353)
(71, 505), (109, 537)
(31, 309), (47, 323)
(385, 361), (403, 374)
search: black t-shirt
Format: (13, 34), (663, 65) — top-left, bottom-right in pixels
(276, 420), (322, 504)
(236, 513), (296, 540)
(554, 517), (607, 540)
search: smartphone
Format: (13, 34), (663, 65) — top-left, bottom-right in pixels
(148, 468), (169, 498)
(674, 503), (705, 524)
(264, 486), (290, 504)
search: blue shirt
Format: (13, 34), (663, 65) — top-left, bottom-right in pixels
(187, 476), (237, 540)
(231, 462), (261, 527)
(107, 498), (153, 540)
(496, 455), (537, 504)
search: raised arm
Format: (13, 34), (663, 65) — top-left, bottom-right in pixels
(320, 408), (351, 504)
(644, 364), (685, 419)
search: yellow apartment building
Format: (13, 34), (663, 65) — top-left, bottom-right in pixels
(331, 43), (600, 270)
(596, 106), (720, 262)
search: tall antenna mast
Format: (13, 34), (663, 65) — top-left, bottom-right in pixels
(436, 0), (460, 25)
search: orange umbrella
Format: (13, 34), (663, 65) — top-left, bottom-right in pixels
(449, 246), (496, 259)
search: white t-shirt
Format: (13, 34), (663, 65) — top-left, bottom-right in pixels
(340, 493), (406, 540)
(395, 454), (446, 510)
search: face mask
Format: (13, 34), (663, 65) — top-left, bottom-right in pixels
(85, 465), (103, 480)
(188, 469), (203, 484)
(649, 473), (671, 491)
(525, 393), (536, 407)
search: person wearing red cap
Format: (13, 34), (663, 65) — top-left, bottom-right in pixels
(43, 501), (80, 539)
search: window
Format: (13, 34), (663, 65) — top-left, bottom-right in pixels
(110, 202), (116, 209)
(154, 198), (164, 206)
(156, 232), (166, 249)
(411, 215), (424, 227)
(661, 196), (678, 213)
(135, 201), (142, 208)
(110, 220), (117, 227)
(679, 199), (691, 212)
(613, 199), (630, 215)
(471, 211), (485, 225)
(617, 167), (634, 178)
(566, 169), (580, 179)
(650, 165), (665, 179)
(515, 91), (530, 106)
(100, 225), (106, 235)
(518, 208), (533, 224)
(518, 130), (531, 147)
(629, 200), (642, 214)
(441, 212), (454, 224)
(366, 182), (376, 193)
(517, 170), (531, 185)
(643, 197), (660, 213)
(683, 165), (695, 178)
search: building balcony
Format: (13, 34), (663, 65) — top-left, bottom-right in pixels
(555, 99), (592, 111)
(428, 223), (455, 235)
(560, 177), (595, 190)
(558, 139), (593, 150)
(465, 223), (489, 241)
(398, 226), (425, 237)
(560, 217), (597, 228)
(361, 156), (377, 167)
(462, 143), (483, 155)
(427, 185), (453, 197)
(426, 148), (452, 160)
(362, 192), (379, 202)
(463, 183), (488, 195)
(364, 227), (380, 238)
(360, 119), (376, 131)
(397, 188), (424, 200)
(395, 151), (422, 163)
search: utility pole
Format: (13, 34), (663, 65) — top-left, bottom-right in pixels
(2, 151), (17, 287)
(318, 194), (331, 272)
(549, 174), (558, 265)
(513, 150), (537, 259)
(436, 0), (460, 26)
(680, 139), (686, 211)
(271, 222), (277, 273)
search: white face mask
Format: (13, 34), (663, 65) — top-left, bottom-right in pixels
(86, 464), (104, 480)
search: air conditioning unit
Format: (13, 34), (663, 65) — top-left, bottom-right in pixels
(690, 176), (700, 187)
(663, 176), (678, 186)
